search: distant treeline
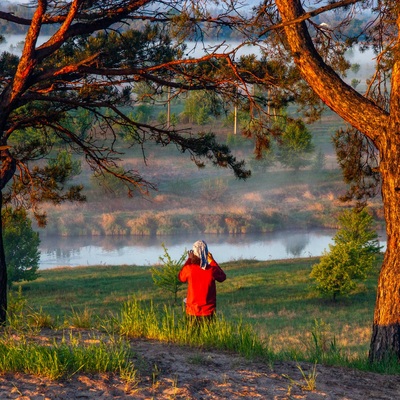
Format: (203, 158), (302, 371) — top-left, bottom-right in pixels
(0, 2), (57, 35)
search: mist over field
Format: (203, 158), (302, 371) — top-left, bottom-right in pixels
(37, 108), (384, 240)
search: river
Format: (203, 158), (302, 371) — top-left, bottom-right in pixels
(38, 229), (387, 269)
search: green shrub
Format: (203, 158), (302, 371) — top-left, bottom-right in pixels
(310, 208), (381, 300)
(3, 207), (40, 288)
(151, 244), (186, 303)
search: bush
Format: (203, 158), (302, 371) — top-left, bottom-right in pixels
(3, 207), (40, 288)
(310, 208), (381, 300)
(151, 244), (186, 303)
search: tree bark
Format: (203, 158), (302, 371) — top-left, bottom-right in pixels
(274, 0), (400, 361)
(274, 0), (388, 142)
(0, 149), (17, 324)
(369, 137), (400, 362)
(0, 192), (6, 324)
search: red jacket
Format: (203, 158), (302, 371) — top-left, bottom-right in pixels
(178, 259), (226, 316)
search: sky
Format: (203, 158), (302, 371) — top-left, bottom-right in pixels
(8, 0), (36, 4)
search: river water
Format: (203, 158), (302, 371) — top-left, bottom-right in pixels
(38, 230), (387, 269)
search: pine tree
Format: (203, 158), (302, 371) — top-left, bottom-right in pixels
(311, 208), (381, 301)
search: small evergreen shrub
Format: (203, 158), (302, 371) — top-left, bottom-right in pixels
(310, 208), (381, 300)
(151, 244), (186, 303)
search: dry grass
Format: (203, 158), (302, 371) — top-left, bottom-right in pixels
(36, 139), (384, 237)
(306, 203), (325, 212)
(302, 190), (315, 200)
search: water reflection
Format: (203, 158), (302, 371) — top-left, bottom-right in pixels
(38, 230), (385, 269)
(281, 233), (311, 257)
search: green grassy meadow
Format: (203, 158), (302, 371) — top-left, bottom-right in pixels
(18, 255), (381, 365)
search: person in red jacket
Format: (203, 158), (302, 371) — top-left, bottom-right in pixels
(178, 240), (226, 322)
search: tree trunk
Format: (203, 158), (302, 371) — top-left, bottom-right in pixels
(369, 138), (400, 362)
(0, 192), (6, 324)
(0, 149), (17, 325)
(274, 0), (400, 362)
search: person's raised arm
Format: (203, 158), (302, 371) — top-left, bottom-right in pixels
(209, 253), (226, 282)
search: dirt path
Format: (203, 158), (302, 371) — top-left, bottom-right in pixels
(1, 335), (399, 399)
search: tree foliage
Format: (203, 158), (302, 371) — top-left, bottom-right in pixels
(0, 0), (255, 323)
(0, 2), (252, 224)
(2, 208), (40, 288)
(264, 0), (400, 362)
(333, 126), (381, 203)
(276, 119), (314, 171)
(311, 208), (381, 301)
(181, 91), (223, 125)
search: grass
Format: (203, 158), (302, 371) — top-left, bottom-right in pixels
(12, 254), (394, 377)
(0, 332), (137, 381)
(117, 300), (267, 358)
(218, 258), (378, 356)
(283, 362), (319, 392)
(19, 264), (154, 316)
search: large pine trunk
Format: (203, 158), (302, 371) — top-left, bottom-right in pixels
(369, 252), (400, 362)
(0, 192), (6, 324)
(274, 0), (400, 361)
(0, 150), (17, 325)
(369, 141), (400, 361)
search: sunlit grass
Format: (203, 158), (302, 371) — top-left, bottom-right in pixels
(116, 299), (268, 359)
(20, 258), (379, 357)
(217, 257), (379, 358)
(0, 332), (137, 381)
(15, 255), (393, 373)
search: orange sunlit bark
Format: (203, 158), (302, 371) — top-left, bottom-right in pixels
(275, 0), (400, 361)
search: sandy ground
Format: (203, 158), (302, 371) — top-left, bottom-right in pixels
(1, 332), (400, 400)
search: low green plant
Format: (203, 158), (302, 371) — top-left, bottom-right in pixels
(152, 363), (161, 387)
(6, 287), (29, 331)
(283, 362), (318, 391)
(299, 362), (318, 391)
(308, 319), (342, 364)
(7, 287), (54, 332)
(70, 307), (95, 329)
(151, 244), (186, 303)
(3, 207), (40, 288)
(310, 207), (381, 300)
(27, 307), (55, 330)
(118, 299), (160, 338)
